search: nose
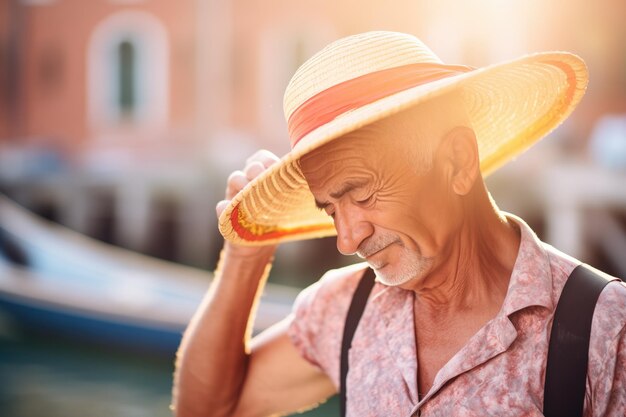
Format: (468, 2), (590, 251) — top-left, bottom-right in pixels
(333, 207), (374, 255)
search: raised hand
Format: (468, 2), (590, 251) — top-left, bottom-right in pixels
(216, 149), (280, 256)
(216, 149), (280, 218)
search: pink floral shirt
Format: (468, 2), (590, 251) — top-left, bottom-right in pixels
(288, 215), (626, 416)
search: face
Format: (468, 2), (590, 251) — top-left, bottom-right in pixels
(300, 112), (465, 289)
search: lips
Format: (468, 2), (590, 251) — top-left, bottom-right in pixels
(357, 236), (400, 259)
(357, 244), (385, 259)
(358, 246), (383, 259)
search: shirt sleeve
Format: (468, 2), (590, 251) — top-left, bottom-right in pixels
(587, 280), (626, 417)
(288, 280), (324, 368)
(287, 264), (366, 388)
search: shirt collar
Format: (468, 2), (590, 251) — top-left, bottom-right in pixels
(500, 212), (554, 315)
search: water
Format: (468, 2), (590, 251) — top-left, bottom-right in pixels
(0, 331), (339, 417)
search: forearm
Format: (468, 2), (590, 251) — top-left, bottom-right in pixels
(172, 244), (276, 417)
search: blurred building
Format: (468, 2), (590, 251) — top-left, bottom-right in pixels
(0, 0), (231, 267)
(0, 0), (625, 276)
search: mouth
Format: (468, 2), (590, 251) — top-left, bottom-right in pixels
(357, 238), (400, 263)
(366, 258), (387, 270)
(358, 246), (385, 259)
(357, 244), (385, 260)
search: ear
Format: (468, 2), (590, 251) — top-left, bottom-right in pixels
(441, 127), (479, 196)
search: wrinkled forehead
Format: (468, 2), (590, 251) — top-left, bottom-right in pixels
(299, 134), (373, 189)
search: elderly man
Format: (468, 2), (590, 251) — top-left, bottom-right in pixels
(172, 32), (626, 417)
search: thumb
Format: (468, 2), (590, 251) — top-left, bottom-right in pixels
(215, 200), (230, 218)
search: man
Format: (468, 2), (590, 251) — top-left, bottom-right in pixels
(172, 32), (626, 416)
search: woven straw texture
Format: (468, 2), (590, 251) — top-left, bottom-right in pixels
(219, 31), (588, 246)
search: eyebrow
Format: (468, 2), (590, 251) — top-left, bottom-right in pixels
(314, 180), (368, 210)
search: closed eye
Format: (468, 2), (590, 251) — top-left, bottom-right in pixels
(356, 194), (374, 206)
(315, 202), (335, 218)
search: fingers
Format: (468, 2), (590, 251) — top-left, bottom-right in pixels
(226, 170), (248, 200)
(215, 200), (229, 218)
(244, 161), (265, 181)
(246, 149), (280, 169)
(217, 150), (280, 218)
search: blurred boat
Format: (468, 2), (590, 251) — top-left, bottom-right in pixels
(0, 195), (298, 356)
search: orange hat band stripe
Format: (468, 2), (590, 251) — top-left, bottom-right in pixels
(287, 62), (474, 148)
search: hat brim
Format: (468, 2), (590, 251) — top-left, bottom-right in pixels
(219, 52), (588, 246)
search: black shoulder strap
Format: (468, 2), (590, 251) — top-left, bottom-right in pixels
(543, 264), (613, 417)
(340, 267), (376, 417)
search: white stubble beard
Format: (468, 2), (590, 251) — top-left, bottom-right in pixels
(357, 233), (434, 287)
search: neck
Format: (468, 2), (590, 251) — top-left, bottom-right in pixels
(406, 181), (520, 318)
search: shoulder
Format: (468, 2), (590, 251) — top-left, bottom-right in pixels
(592, 278), (626, 341)
(541, 242), (626, 413)
(542, 241), (580, 296)
(292, 262), (370, 322)
(588, 279), (626, 414)
(287, 263), (370, 381)
(543, 241), (625, 323)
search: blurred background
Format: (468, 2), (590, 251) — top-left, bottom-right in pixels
(0, 0), (625, 416)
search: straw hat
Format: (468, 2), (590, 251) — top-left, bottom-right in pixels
(219, 31), (588, 246)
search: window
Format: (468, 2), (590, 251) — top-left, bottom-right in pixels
(118, 40), (136, 118)
(87, 11), (168, 133)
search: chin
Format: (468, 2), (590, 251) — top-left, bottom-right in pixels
(372, 254), (433, 287)
(374, 268), (417, 287)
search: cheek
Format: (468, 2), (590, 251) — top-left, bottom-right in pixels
(369, 205), (436, 255)
(376, 190), (459, 255)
